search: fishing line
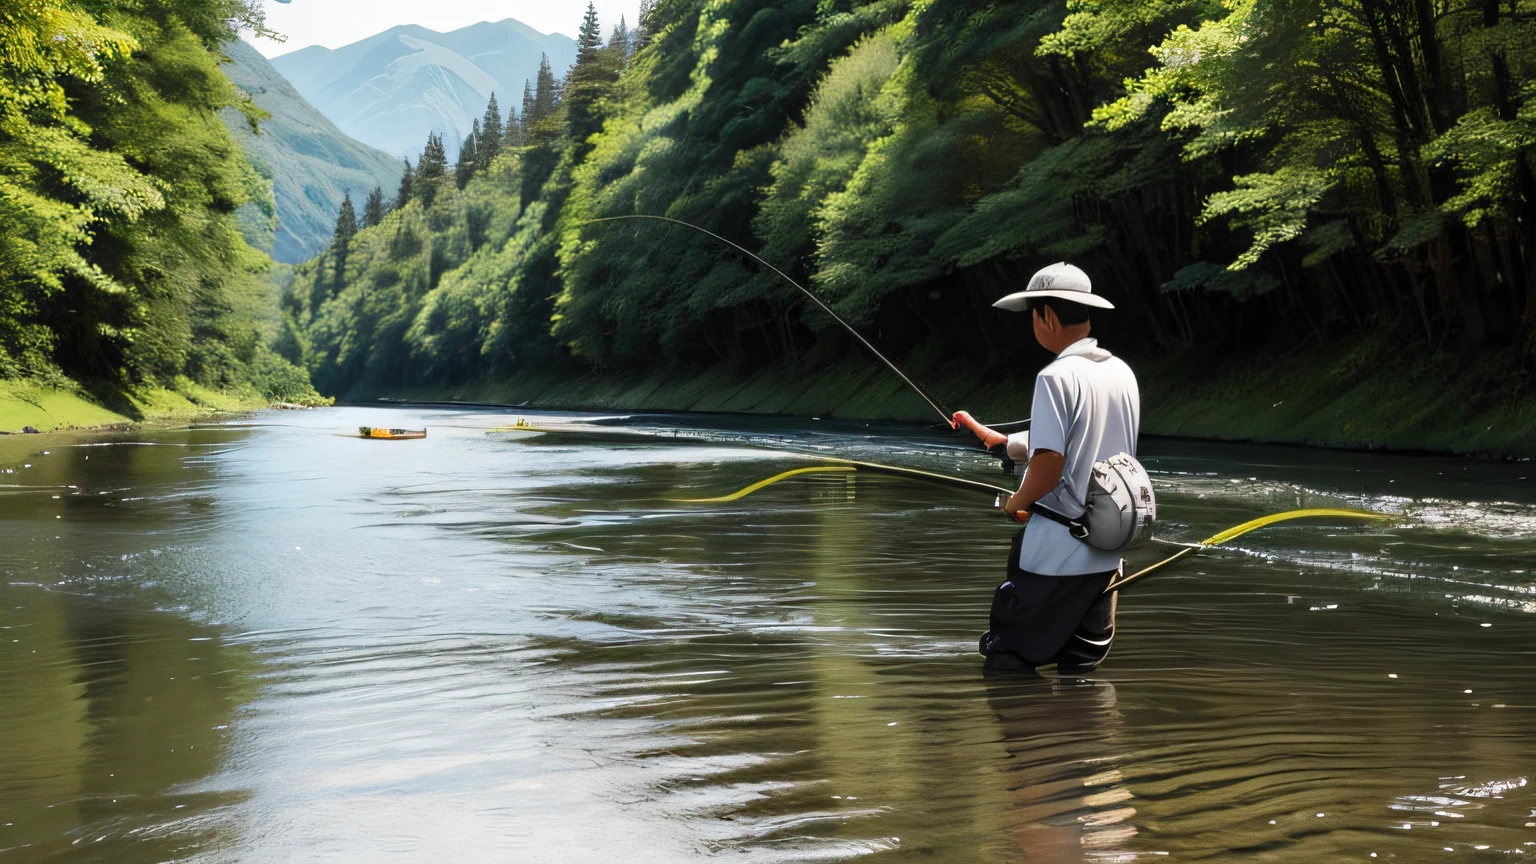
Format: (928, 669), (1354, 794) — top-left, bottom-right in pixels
(672, 459), (1386, 590)
(582, 214), (953, 425)
(666, 457), (1012, 503)
(1102, 508), (1390, 594)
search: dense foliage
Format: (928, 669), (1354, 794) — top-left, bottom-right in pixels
(0, 0), (322, 403)
(288, 0), (1536, 401)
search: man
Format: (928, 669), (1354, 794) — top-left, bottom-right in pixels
(953, 262), (1139, 673)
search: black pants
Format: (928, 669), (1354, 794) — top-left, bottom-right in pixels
(980, 528), (1118, 671)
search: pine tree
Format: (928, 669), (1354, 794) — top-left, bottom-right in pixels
(532, 54), (559, 126)
(456, 120), (480, 189)
(635, 0), (655, 49)
(362, 186), (386, 227)
(332, 191), (358, 287)
(610, 16), (631, 63)
(395, 158), (414, 209)
(566, 4), (624, 153)
(509, 79), (535, 147)
(479, 93), (503, 170)
(333, 192), (358, 243)
(575, 3), (603, 65)
(415, 133), (447, 207)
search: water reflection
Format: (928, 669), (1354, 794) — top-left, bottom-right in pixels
(0, 589), (253, 859)
(983, 674), (1135, 862)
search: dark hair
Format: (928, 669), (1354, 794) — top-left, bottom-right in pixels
(1026, 296), (1092, 326)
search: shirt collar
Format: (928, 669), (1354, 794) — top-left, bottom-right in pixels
(1057, 337), (1101, 359)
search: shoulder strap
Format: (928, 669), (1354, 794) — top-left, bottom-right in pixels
(1030, 502), (1091, 540)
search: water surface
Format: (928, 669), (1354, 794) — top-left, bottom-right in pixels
(2, 408), (1533, 862)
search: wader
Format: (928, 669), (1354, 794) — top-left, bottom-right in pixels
(979, 527), (1118, 672)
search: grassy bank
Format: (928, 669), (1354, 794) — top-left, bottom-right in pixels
(0, 379), (274, 436)
(372, 332), (1536, 459)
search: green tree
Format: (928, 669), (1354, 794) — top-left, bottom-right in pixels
(416, 133), (448, 207)
(520, 55), (566, 207)
(457, 120), (480, 189)
(479, 93), (503, 170)
(363, 186), (387, 227)
(332, 191), (358, 287)
(0, 0), (148, 375)
(565, 3), (626, 156)
(395, 158), (415, 209)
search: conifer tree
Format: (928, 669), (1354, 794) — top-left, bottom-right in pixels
(635, 0), (655, 49)
(415, 133), (447, 207)
(566, 4), (623, 154)
(532, 54), (559, 125)
(479, 93), (503, 170)
(331, 191), (358, 287)
(362, 186), (386, 227)
(395, 158), (414, 209)
(519, 55), (567, 207)
(456, 120), (480, 189)
(510, 80), (535, 147)
(575, 3), (602, 65)
(610, 17), (631, 63)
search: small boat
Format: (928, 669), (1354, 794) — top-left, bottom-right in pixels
(359, 426), (427, 440)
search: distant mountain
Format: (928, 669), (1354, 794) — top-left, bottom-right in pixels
(220, 39), (403, 264)
(270, 20), (578, 162)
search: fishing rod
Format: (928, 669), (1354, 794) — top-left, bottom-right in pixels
(582, 214), (953, 426)
(673, 461), (1387, 591)
(500, 419), (1388, 589)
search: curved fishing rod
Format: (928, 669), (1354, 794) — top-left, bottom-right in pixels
(582, 214), (953, 426)
(673, 462), (1387, 591)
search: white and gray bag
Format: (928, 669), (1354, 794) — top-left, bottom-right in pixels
(1030, 451), (1156, 552)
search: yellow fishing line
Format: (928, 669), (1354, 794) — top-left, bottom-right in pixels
(1200, 507), (1390, 546)
(1108, 507), (1390, 593)
(669, 466), (857, 503)
(497, 422), (1389, 590)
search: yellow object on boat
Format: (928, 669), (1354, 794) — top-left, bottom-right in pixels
(359, 427), (427, 440)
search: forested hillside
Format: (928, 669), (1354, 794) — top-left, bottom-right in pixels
(269, 21), (578, 163)
(287, 0), (1536, 440)
(1, 0), (323, 407)
(220, 39), (403, 264)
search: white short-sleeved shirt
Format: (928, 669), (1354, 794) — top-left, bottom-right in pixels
(1018, 337), (1140, 576)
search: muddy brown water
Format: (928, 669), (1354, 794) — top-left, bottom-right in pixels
(2, 407), (1533, 862)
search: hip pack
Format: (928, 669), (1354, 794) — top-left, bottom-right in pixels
(1030, 452), (1156, 552)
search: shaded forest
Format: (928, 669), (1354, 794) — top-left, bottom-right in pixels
(288, 0), (1536, 405)
(0, 0), (321, 404)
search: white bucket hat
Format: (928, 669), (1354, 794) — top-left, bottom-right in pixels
(993, 262), (1114, 311)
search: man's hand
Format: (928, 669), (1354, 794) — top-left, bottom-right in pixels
(952, 410), (1008, 449)
(1003, 449), (1066, 519)
(1001, 505), (1031, 524)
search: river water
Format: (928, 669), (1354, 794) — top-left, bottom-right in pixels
(2, 407), (1533, 862)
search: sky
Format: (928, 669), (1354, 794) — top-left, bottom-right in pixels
(249, 0), (644, 58)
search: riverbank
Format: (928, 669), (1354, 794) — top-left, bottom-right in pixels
(0, 378), (296, 436)
(369, 333), (1536, 459)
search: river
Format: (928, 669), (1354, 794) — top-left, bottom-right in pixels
(2, 407), (1533, 862)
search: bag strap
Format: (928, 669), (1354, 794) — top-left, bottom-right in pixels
(1030, 502), (1091, 540)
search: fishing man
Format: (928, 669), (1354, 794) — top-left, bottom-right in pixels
(953, 262), (1139, 673)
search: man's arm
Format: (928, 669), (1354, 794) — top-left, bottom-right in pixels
(1002, 449), (1066, 522)
(951, 411), (1008, 449)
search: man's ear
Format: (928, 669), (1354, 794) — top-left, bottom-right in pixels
(1041, 306), (1060, 332)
